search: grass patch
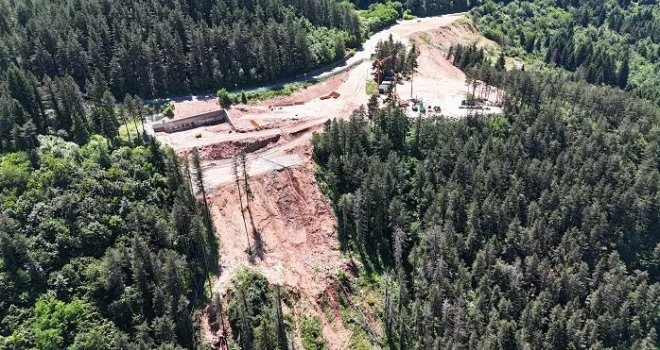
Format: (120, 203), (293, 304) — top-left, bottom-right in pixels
(366, 80), (378, 95)
(301, 317), (327, 350)
(242, 82), (308, 103)
(118, 120), (142, 141)
(418, 32), (432, 46)
(333, 268), (385, 350)
(349, 329), (372, 350)
(402, 10), (415, 20)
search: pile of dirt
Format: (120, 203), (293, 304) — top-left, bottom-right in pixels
(415, 17), (499, 52)
(199, 135), (281, 161)
(265, 72), (348, 107)
(227, 105), (271, 119)
(415, 37), (465, 81)
(206, 122), (234, 133)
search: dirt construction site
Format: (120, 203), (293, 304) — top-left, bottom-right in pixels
(153, 13), (503, 350)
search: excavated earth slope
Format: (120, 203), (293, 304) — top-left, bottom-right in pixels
(204, 156), (356, 349)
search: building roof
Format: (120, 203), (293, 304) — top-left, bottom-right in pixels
(169, 98), (221, 120)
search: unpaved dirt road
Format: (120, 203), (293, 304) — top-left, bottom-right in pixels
(157, 13), (476, 190)
(201, 132), (309, 190)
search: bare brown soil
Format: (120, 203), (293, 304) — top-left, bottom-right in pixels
(197, 134), (281, 161)
(205, 157), (354, 349)
(416, 17), (499, 51)
(211, 160), (339, 295)
(265, 72), (348, 107)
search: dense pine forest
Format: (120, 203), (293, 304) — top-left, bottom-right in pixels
(313, 65), (660, 348)
(472, 0), (660, 105)
(0, 0), (360, 99)
(0, 0), (483, 112)
(0, 64), (149, 154)
(0, 134), (217, 348)
(0, 5), (222, 340)
(353, 0), (481, 17)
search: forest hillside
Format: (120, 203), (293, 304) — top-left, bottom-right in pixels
(313, 65), (660, 349)
(0, 134), (217, 349)
(0, 0), (360, 99)
(472, 0), (660, 105)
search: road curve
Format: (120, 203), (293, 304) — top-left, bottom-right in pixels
(150, 13), (465, 105)
(161, 13), (467, 189)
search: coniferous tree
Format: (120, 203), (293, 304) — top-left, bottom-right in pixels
(496, 52), (506, 71)
(618, 54), (630, 90)
(191, 147), (212, 231)
(274, 286), (288, 350)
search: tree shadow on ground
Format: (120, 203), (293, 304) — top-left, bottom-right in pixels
(205, 207), (221, 275)
(247, 205), (265, 260)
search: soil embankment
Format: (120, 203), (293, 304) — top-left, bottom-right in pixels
(206, 157), (354, 349)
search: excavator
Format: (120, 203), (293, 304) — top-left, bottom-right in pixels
(372, 55), (413, 109)
(373, 55), (392, 84)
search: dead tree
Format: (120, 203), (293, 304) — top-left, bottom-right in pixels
(239, 150), (253, 213)
(239, 149), (264, 258)
(233, 155), (252, 255)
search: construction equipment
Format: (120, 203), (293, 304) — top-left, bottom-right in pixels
(378, 81), (392, 94)
(373, 55), (392, 84)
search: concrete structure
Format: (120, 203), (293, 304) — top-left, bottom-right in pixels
(153, 109), (227, 133)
